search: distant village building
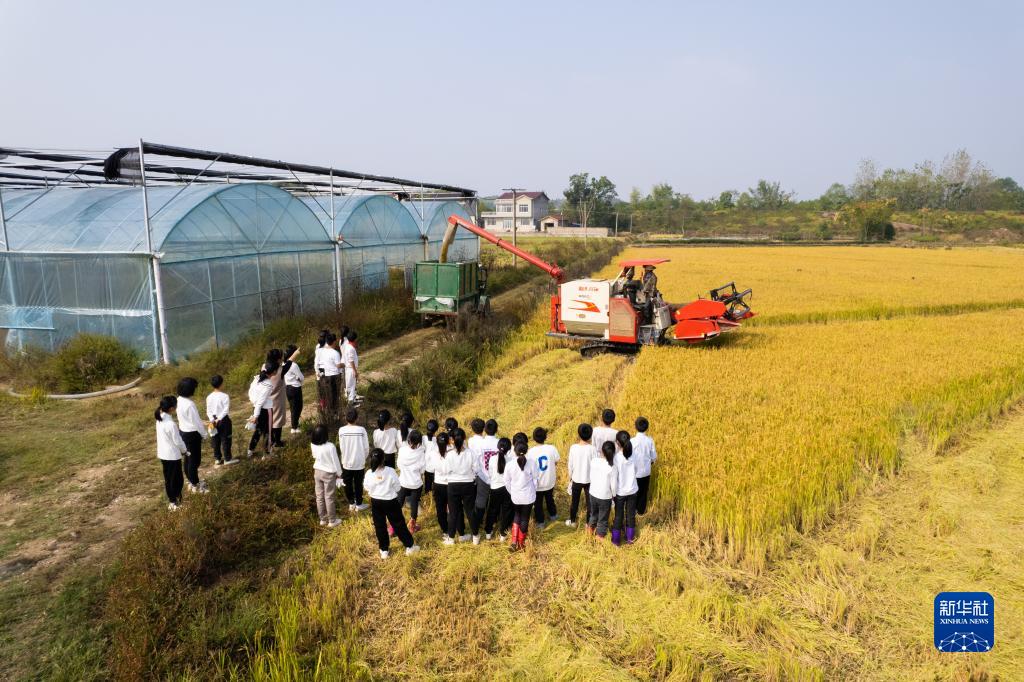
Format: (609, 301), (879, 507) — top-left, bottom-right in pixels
(540, 213), (571, 230)
(481, 191), (549, 232)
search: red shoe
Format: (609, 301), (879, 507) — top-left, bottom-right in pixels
(388, 524), (395, 537)
(509, 523), (522, 551)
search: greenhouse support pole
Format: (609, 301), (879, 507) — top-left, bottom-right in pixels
(0, 186), (9, 252)
(140, 138), (172, 365)
(331, 171), (342, 310)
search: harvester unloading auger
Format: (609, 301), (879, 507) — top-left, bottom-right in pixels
(435, 215), (754, 356)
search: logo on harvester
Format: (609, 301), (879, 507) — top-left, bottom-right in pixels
(570, 300), (600, 313)
(934, 592), (994, 652)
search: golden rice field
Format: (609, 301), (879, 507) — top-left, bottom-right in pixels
(243, 245), (1024, 680)
(599, 245), (1024, 325)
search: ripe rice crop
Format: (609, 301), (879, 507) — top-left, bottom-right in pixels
(601, 245), (1024, 325)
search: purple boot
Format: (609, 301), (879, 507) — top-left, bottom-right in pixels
(625, 527), (636, 544)
(611, 529), (622, 546)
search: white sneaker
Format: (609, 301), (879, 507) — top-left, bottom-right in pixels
(485, 533), (492, 540)
(405, 545), (420, 556)
(472, 535), (481, 545)
(319, 520), (327, 526)
(498, 534), (506, 542)
(565, 519), (574, 527)
(328, 519), (342, 528)
(246, 450), (255, 458)
(459, 534), (472, 542)
(187, 483), (198, 493)
(380, 550), (389, 559)
(290, 429), (301, 435)
(355, 503), (369, 511)
(349, 504), (356, 512)
(214, 460), (223, 467)
(168, 502), (179, 512)
(224, 459), (239, 466)
(199, 481), (210, 494)
(442, 536), (455, 546)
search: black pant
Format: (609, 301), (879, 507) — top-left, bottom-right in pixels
(370, 497), (414, 552)
(384, 451), (397, 469)
(613, 494), (638, 531)
(181, 430), (202, 486)
(424, 471), (434, 494)
(211, 416), (233, 463)
(433, 483), (449, 535)
(447, 481), (478, 537)
(484, 486), (513, 535)
(249, 409), (271, 453)
(636, 475), (651, 515)
(534, 488), (557, 524)
(398, 485), (423, 520)
(286, 385), (303, 430)
(161, 458), (184, 504)
(342, 468), (365, 506)
(513, 503), (533, 534)
(570, 482), (590, 523)
(473, 476), (490, 528)
(271, 427), (284, 447)
(325, 375), (341, 420)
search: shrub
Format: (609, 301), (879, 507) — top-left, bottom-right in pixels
(49, 334), (140, 394)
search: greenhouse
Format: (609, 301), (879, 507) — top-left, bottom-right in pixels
(405, 200), (477, 261)
(0, 142), (477, 364)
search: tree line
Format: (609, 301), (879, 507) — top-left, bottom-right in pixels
(557, 150), (1024, 234)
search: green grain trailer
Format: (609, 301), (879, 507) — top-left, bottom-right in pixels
(413, 260), (490, 326)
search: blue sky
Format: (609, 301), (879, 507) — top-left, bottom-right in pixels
(1, 1), (1021, 200)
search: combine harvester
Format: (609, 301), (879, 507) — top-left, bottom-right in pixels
(419, 215), (754, 356)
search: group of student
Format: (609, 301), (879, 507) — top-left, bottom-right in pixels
(153, 339), (314, 509)
(309, 407), (658, 558)
(313, 325), (361, 419)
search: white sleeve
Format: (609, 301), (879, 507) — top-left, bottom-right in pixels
(609, 466), (618, 497)
(171, 423), (188, 454)
(650, 439), (657, 463)
(330, 444), (343, 475)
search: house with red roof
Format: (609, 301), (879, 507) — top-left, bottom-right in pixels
(481, 191), (550, 232)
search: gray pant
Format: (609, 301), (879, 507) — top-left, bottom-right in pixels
(314, 469), (339, 523)
(588, 497), (613, 537)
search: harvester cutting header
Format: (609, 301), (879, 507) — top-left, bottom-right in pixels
(413, 215), (754, 356)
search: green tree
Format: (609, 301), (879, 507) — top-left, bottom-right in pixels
(747, 179), (794, 210)
(717, 190), (737, 209)
(564, 172), (618, 228)
(839, 200), (896, 242)
(818, 182), (851, 211)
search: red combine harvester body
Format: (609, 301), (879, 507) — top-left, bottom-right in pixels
(442, 216), (754, 356)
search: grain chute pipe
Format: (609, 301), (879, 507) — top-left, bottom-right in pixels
(442, 215), (564, 283)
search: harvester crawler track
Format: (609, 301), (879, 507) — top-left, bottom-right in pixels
(580, 340), (641, 358)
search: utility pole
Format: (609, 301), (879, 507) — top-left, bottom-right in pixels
(614, 211), (618, 237)
(502, 187), (524, 267)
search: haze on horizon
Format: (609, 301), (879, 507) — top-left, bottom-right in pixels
(1, 0), (1021, 201)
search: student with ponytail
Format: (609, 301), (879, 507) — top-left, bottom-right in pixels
(155, 396), (188, 510)
(364, 448), (420, 559)
(428, 431), (457, 540)
(422, 419), (439, 494)
(247, 365), (275, 457)
(440, 428), (478, 545)
(587, 441), (618, 541)
(396, 429), (426, 533)
(373, 409), (401, 468)
(484, 437), (514, 540)
(612, 430), (639, 546)
(504, 441), (539, 551)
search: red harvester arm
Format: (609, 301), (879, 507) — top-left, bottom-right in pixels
(444, 215), (564, 283)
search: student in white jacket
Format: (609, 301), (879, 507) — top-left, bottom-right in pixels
(373, 409), (401, 469)
(484, 438), (514, 540)
(504, 442), (539, 551)
(422, 419), (439, 494)
(612, 430), (640, 546)
(341, 330), (360, 403)
(338, 407), (370, 511)
(440, 428), (478, 545)
(155, 396), (188, 511)
(246, 366), (275, 457)
(592, 408), (618, 457)
(566, 423), (596, 527)
(283, 344), (304, 435)
(587, 442), (619, 540)
(310, 425), (343, 527)
(363, 448), (419, 559)
(176, 377), (208, 494)
(527, 426), (560, 528)
(631, 416), (658, 516)
(428, 431), (455, 539)
(396, 430), (427, 533)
